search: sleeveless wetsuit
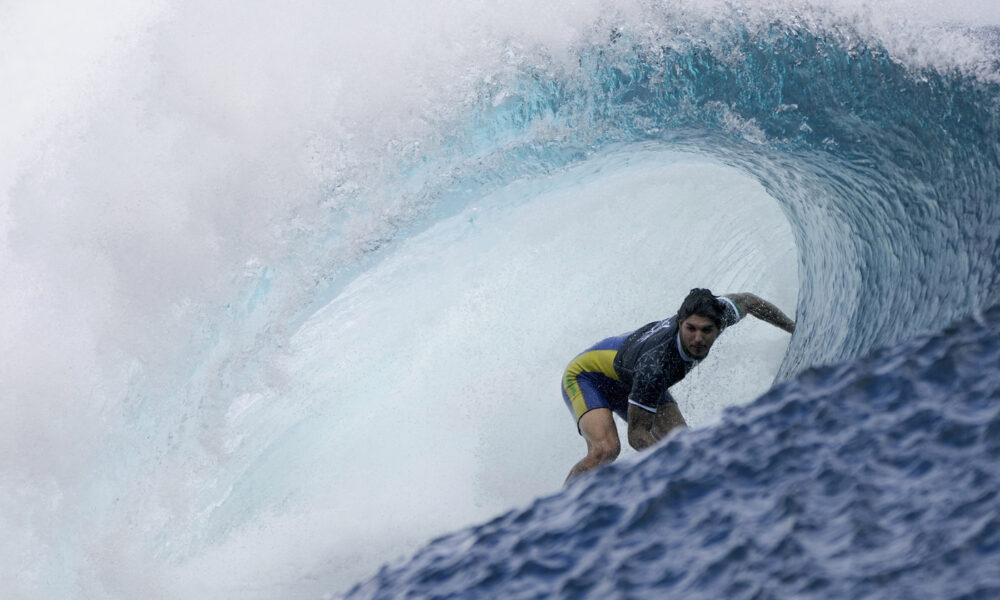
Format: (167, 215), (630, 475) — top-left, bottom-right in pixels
(561, 297), (742, 425)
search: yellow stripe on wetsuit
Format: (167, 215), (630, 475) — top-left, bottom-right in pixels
(562, 349), (621, 421)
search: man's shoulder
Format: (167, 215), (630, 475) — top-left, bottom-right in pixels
(617, 316), (678, 370)
(716, 295), (743, 326)
(632, 316), (678, 346)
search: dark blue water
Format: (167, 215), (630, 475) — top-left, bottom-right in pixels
(338, 17), (1000, 600)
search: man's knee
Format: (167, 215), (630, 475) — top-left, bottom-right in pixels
(589, 438), (621, 463)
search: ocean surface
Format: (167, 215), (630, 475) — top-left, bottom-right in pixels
(1, 1), (999, 599)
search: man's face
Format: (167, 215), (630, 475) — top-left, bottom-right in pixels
(679, 314), (720, 359)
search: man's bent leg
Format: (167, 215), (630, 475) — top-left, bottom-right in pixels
(565, 408), (621, 485)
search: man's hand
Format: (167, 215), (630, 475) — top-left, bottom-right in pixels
(627, 402), (687, 450)
(627, 405), (659, 450)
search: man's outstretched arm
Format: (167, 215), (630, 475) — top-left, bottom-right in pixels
(726, 293), (795, 333)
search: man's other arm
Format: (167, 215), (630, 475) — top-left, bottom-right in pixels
(726, 293), (795, 334)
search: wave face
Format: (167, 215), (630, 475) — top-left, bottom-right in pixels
(3, 1), (1000, 599)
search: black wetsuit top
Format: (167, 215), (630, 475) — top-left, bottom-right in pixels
(613, 297), (742, 412)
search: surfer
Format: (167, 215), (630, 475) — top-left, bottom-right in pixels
(561, 288), (795, 484)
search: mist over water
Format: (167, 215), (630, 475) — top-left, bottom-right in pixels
(3, 1), (999, 598)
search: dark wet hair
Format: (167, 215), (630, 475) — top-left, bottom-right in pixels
(676, 288), (726, 329)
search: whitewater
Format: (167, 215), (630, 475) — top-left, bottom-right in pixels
(2, 1), (999, 598)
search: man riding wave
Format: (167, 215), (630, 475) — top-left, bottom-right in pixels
(561, 288), (795, 484)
